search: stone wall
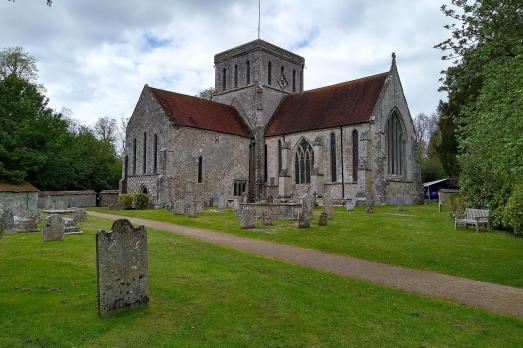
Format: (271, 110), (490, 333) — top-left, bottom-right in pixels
(99, 190), (119, 207)
(38, 191), (96, 208)
(0, 192), (38, 212)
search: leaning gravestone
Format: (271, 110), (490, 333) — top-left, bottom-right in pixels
(298, 209), (311, 228)
(43, 214), (65, 241)
(96, 219), (149, 318)
(318, 213), (328, 226)
(323, 193), (334, 219)
(240, 208), (255, 229)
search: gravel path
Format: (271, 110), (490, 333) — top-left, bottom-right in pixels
(89, 211), (523, 319)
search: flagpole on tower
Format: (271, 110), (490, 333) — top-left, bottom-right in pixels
(258, 0), (261, 39)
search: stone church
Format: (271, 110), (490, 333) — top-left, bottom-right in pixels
(120, 39), (422, 206)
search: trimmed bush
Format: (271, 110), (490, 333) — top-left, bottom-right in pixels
(504, 183), (523, 235)
(118, 194), (133, 210)
(133, 194), (149, 210)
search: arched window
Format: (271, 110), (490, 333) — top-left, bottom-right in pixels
(386, 111), (405, 175)
(352, 130), (359, 182)
(294, 139), (314, 184)
(292, 70), (296, 92)
(198, 156), (203, 183)
(278, 140), (282, 174)
(330, 132), (337, 182)
(222, 68), (227, 91)
(132, 138), (137, 175)
(153, 134), (158, 173)
(234, 64), (238, 88)
(246, 60), (251, 84)
(268, 61), (272, 85)
(142, 132), (147, 174)
(281, 65), (284, 75)
(264, 144), (268, 183)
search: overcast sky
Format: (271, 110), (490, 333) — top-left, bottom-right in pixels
(1, 0), (451, 126)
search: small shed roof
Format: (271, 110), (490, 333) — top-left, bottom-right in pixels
(423, 178), (449, 187)
(0, 182), (39, 193)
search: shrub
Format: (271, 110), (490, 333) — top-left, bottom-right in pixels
(118, 194), (133, 210)
(133, 194), (149, 210)
(504, 183), (523, 235)
(449, 194), (465, 214)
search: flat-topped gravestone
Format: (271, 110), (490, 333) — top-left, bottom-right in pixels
(240, 208), (255, 229)
(96, 219), (149, 318)
(345, 199), (356, 211)
(43, 214), (64, 241)
(318, 213), (328, 226)
(323, 193), (334, 219)
(217, 193), (226, 209)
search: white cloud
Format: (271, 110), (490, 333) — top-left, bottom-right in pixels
(0, 0), (451, 124)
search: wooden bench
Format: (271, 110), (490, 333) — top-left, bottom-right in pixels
(454, 208), (490, 232)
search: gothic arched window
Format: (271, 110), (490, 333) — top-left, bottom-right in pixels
(278, 139), (282, 174)
(246, 60), (251, 84)
(268, 61), (272, 85)
(294, 139), (314, 184)
(153, 134), (158, 174)
(198, 156), (203, 183)
(132, 138), (137, 175)
(234, 64), (238, 88)
(222, 68), (227, 91)
(292, 70), (296, 92)
(330, 132), (337, 182)
(386, 111), (405, 175)
(352, 130), (359, 182)
(142, 132), (147, 174)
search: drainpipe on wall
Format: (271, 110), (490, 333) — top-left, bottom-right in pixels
(340, 126), (345, 199)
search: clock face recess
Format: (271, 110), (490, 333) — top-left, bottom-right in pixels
(277, 74), (288, 90)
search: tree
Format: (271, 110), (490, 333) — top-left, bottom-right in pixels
(197, 87), (215, 100)
(93, 116), (117, 145)
(0, 47), (38, 81)
(413, 113), (439, 157)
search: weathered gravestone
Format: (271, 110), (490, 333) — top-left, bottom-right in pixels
(96, 219), (149, 318)
(241, 191), (249, 204)
(259, 208), (272, 226)
(172, 200), (185, 215)
(43, 214), (65, 241)
(217, 193), (227, 209)
(345, 198), (356, 211)
(298, 209), (311, 228)
(302, 193), (315, 215)
(73, 208), (88, 224)
(323, 193), (334, 219)
(318, 213), (328, 226)
(187, 203), (197, 218)
(240, 208), (255, 229)
(0, 205), (15, 235)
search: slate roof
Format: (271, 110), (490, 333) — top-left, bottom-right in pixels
(0, 182), (39, 193)
(265, 72), (389, 136)
(149, 87), (251, 138)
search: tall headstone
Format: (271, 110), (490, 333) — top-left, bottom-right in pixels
(240, 208), (255, 229)
(218, 193), (227, 209)
(323, 193), (334, 220)
(96, 219), (149, 318)
(43, 214), (64, 241)
(302, 193), (315, 215)
(298, 209), (311, 228)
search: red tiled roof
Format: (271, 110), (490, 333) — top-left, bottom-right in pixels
(149, 87), (251, 137)
(0, 182), (39, 193)
(265, 72), (389, 136)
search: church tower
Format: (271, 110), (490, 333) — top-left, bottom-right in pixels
(213, 40), (305, 200)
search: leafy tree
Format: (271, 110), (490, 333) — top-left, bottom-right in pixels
(197, 87), (215, 100)
(0, 47), (38, 81)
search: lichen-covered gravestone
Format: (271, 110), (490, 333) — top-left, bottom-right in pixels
(298, 209), (311, 228)
(302, 193), (315, 215)
(96, 219), (149, 318)
(323, 193), (334, 219)
(318, 213), (328, 226)
(43, 214), (64, 241)
(240, 208), (255, 229)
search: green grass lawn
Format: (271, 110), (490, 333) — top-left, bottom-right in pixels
(91, 205), (523, 288)
(0, 217), (522, 347)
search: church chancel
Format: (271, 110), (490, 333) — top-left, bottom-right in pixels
(121, 39), (422, 206)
